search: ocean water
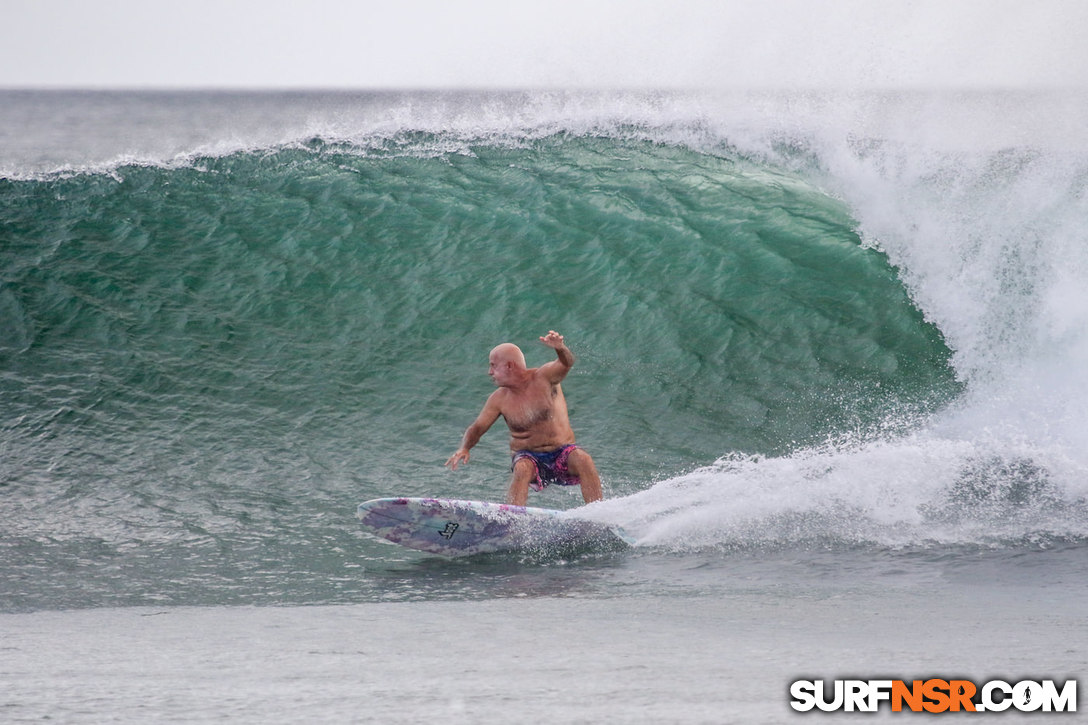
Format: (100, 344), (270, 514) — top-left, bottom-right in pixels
(1, 89), (1087, 722)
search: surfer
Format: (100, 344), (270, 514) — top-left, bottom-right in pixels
(445, 330), (604, 506)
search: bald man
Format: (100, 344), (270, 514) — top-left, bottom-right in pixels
(445, 330), (603, 506)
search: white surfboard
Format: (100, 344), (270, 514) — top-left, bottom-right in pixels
(356, 497), (634, 557)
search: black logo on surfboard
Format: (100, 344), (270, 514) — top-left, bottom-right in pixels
(439, 522), (459, 540)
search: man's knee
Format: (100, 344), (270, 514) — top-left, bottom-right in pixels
(512, 458), (537, 481)
(567, 448), (602, 503)
(567, 448), (597, 475)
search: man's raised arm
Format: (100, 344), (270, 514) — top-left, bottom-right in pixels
(538, 330), (574, 382)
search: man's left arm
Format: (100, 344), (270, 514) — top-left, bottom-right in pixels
(538, 330), (574, 383)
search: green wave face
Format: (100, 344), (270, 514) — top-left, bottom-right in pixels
(0, 135), (959, 492)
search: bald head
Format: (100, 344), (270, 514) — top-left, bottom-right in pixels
(489, 343), (526, 369)
(488, 342), (527, 387)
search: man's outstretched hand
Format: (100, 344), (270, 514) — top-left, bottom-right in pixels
(445, 449), (470, 470)
(539, 330), (565, 349)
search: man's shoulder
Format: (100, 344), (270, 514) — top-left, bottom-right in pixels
(533, 361), (568, 385)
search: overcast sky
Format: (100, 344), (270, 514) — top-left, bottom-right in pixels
(3, 0), (1087, 90)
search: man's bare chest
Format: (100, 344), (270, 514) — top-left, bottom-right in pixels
(499, 386), (558, 432)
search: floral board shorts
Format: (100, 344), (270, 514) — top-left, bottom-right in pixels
(511, 444), (582, 491)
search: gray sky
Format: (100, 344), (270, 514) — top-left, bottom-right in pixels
(4, 0), (1087, 90)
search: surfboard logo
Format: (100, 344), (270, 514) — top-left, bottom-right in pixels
(438, 522), (459, 540)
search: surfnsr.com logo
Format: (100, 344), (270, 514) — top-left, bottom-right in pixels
(790, 679), (1077, 713)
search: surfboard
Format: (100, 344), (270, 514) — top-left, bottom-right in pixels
(356, 497), (634, 557)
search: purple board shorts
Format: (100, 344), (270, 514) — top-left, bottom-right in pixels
(511, 444), (582, 491)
